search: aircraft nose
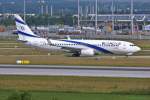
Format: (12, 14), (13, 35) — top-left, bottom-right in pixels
(136, 46), (141, 52)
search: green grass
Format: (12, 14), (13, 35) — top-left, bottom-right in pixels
(0, 76), (150, 94)
(0, 75), (150, 100)
(0, 90), (150, 100)
(25, 92), (150, 100)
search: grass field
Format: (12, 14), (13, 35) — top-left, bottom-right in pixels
(0, 76), (150, 93)
(0, 55), (150, 66)
(0, 90), (150, 100)
(0, 76), (150, 100)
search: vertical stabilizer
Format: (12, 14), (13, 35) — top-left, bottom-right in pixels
(14, 14), (40, 41)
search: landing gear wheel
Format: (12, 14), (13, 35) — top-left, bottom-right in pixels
(72, 52), (80, 57)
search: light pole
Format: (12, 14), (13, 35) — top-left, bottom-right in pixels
(111, 0), (114, 34)
(78, 0), (80, 27)
(45, 0), (49, 15)
(24, 0), (26, 21)
(131, 0), (134, 35)
(50, 5), (53, 16)
(95, 0), (98, 35)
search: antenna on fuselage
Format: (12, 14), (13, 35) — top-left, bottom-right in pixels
(66, 35), (71, 40)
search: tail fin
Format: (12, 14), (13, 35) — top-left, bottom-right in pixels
(14, 14), (40, 41)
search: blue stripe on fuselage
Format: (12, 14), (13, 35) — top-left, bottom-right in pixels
(17, 31), (40, 38)
(15, 18), (26, 25)
(61, 40), (113, 54)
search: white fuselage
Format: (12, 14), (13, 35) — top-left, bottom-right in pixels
(24, 37), (141, 56)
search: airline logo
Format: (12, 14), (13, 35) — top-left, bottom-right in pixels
(17, 25), (25, 31)
(15, 16), (40, 38)
(101, 42), (121, 47)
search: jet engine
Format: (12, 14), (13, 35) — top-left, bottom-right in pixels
(80, 49), (95, 56)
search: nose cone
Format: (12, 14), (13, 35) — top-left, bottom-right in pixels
(135, 46), (141, 52)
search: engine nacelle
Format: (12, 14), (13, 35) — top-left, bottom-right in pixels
(80, 49), (95, 56)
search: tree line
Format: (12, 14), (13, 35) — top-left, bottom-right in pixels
(0, 15), (75, 26)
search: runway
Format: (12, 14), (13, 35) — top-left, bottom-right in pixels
(0, 64), (150, 78)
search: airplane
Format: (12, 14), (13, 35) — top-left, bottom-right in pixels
(14, 14), (141, 57)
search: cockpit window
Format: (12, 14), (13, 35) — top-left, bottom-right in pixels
(130, 44), (136, 46)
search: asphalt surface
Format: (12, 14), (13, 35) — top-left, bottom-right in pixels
(0, 64), (150, 78)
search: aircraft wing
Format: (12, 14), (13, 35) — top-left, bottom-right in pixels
(61, 46), (81, 53)
(48, 39), (83, 53)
